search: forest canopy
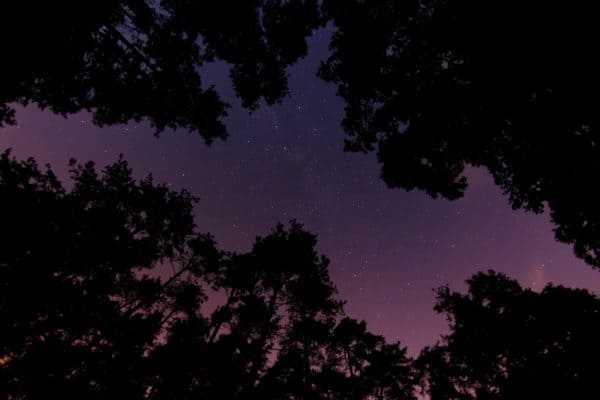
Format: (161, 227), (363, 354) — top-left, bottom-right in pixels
(0, 151), (416, 399)
(2, 152), (600, 399)
(4, 2), (600, 398)
(3, 1), (600, 268)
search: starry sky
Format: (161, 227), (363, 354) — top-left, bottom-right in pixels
(3, 28), (600, 356)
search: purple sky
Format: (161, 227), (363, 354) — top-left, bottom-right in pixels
(2, 29), (600, 355)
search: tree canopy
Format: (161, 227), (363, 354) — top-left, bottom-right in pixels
(5, 2), (600, 397)
(418, 271), (600, 400)
(0, 151), (417, 399)
(0, 1), (323, 142)
(3, 1), (600, 268)
(321, 0), (600, 268)
(3, 150), (600, 398)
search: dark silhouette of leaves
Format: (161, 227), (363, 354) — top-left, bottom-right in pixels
(0, 150), (208, 399)
(5, 1), (600, 269)
(0, 1), (323, 142)
(321, 0), (600, 268)
(0, 151), (415, 399)
(419, 271), (600, 400)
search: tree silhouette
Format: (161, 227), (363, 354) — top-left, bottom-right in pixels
(418, 271), (600, 400)
(0, 149), (212, 398)
(0, 1), (322, 142)
(320, 0), (600, 267)
(318, 318), (416, 400)
(0, 151), (416, 399)
(5, 2), (600, 268)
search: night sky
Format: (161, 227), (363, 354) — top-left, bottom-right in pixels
(3, 28), (600, 356)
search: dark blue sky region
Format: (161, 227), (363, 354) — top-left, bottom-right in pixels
(3, 29), (600, 355)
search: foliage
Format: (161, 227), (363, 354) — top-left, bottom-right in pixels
(0, 1), (323, 142)
(0, 151), (417, 399)
(419, 271), (600, 400)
